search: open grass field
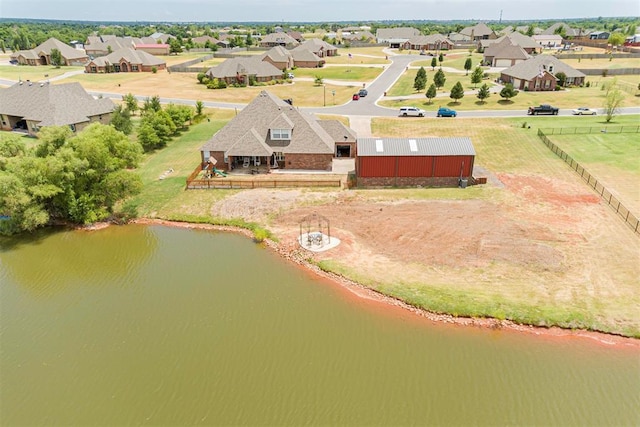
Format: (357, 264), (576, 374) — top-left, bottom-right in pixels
(292, 66), (383, 81)
(385, 68), (497, 97)
(561, 56), (640, 69)
(547, 130), (640, 215)
(125, 110), (640, 337)
(410, 52), (484, 70)
(61, 71), (360, 106)
(0, 64), (84, 83)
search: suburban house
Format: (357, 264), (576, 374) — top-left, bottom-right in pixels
(259, 33), (300, 48)
(459, 23), (497, 41)
(199, 91), (357, 172)
(10, 37), (88, 66)
(482, 38), (530, 67)
(532, 34), (563, 49)
(205, 57), (284, 84)
(0, 82), (114, 136)
(542, 23), (583, 38)
(294, 39), (338, 58)
(85, 35), (135, 56)
(342, 30), (376, 44)
(287, 31), (305, 43)
(260, 46), (295, 71)
(355, 137), (476, 188)
(84, 47), (166, 73)
(480, 32), (541, 54)
(192, 35), (225, 47)
(291, 49), (324, 68)
(376, 27), (421, 47)
(500, 55), (586, 91)
(402, 34), (454, 51)
(589, 31), (610, 40)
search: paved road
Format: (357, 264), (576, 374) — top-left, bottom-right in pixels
(2, 53), (639, 121)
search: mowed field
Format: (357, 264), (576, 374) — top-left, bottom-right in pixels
(547, 130), (640, 215)
(127, 112), (640, 337)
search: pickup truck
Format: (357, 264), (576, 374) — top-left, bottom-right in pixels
(527, 105), (559, 115)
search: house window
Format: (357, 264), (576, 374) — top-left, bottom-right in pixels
(544, 79), (551, 89)
(132, 65), (138, 71)
(275, 152), (285, 161)
(69, 124), (76, 132)
(90, 66), (96, 72)
(270, 128), (291, 140)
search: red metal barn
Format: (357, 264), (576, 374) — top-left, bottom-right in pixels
(355, 137), (476, 187)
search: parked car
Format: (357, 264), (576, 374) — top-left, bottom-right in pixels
(352, 93), (360, 101)
(527, 104), (559, 115)
(437, 107), (457, 117)
(399, 106), (426, 117)
(286, 72), (295, 79)
(358, 89), (368, 97)
(572, 107), (597, 115)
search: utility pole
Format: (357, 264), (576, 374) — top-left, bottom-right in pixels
(499, 9), (503, 24)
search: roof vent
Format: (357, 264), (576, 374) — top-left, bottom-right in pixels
(375, 139), (384, 153)
(409, 139), (418, 152)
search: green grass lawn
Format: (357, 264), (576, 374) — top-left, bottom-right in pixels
(385, 68), (497, 98)
(411, 52), (484, 70)
(292, 66), (383, 81)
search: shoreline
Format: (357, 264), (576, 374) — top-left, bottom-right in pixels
(127, 218), (639, 349)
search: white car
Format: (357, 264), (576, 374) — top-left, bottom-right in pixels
(572, 107), (597, 115)
(399, 106), (426, 117)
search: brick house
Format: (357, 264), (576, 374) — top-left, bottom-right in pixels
(10, 37), (88, 66)
(402, 34), (454, 51)
(500, 55), (586, 91)
(205, 57), (284, 84)
(84, 47), (166, 73)
(482, 38), (530, 67)
(199, 91), (357, 172)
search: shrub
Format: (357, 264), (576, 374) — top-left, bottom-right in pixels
(586, 81), (591, 87)
(521, 121), (527, 128)
(602, 69), (608, 77)
(151, 66), (157, 74)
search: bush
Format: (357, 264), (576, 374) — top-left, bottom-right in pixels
(602, 69), (608, 77)
(586, 81), (591, 87)
(151, 66), (157, 74)
(521, 121), (527, 128)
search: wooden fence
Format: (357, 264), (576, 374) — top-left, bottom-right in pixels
(540, 126), (640, 135)
(537, 128), (640, 235)
(185, 166), (341, 190)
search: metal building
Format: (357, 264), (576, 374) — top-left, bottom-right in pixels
(355, 137), (476, 187)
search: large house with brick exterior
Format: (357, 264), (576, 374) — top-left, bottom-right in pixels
(500, 55), (586, 91)
(84, 48), (166, 73)
(199, 91), (356, 172)
(10, 37), (88, 66)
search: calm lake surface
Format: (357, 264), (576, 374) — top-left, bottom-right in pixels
(1, 225), (638, 426)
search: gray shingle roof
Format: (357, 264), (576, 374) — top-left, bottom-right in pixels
(89, 47), (165, 67)
(484, 38), (530, 60)
(260, 32), (300, 46)
(200, 91), (336, 155)
(12, 37), (88, 61)
(0, 82), (115, 127)
(206, 57), (283, 79)
(406, 34), (453, 46)
(376, 27), (421, 40)
(318, 120), (357, 142)
(501, 55), (586, 80)
(357, 137), (476, 156)
(260, 46), (293, 63)
(460, 23), (495, 38)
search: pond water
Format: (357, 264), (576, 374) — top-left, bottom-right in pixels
(1, 225), (638, 425)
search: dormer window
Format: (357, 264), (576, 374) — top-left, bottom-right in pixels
(270, 128), (291, 140)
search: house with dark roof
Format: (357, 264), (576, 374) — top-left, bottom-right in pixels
(0, 82), (115, 136)
(199, 91), (357, 172)
(84, 47), (166, 73)
(205, 57), (284, 84)
(500, 55), (586, 91)
(402, 34), (454, 51)
(10, 37), (88, 66)
(482, 38), (530, 67)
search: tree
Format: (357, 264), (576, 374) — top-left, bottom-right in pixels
(164, 104), (193, 130)
(464, 57), (472, 75)
(438, 52), (444, 64)
(499, 83), (518, 101)
(430, 57), (437, 70)
(433, 68), (446, 89)
(608, 32), (626, 48)
(556, 72), (567, 87)
(142, 95), (162, 114)
(169, 38), (182, 54)
(107, 45), (113, 54)
(449, 81), (464, 103)
(603, 79), (625, 123)
(122, 93), (138, 115)
(413, 66), (427, 91)
(50, 48), (62, 67)
(425, 83), (437, 104)
(476, 83), (490, 103)
(471, 66), (483, 88)
(110, 105), (133, 135)
(195, 100), (204, 117)
(314, 75), (324, 86)
(526, 25), (535, 37)
(245, 33), (254, 47)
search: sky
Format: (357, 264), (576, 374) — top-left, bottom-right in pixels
(1, 0), (638, 23)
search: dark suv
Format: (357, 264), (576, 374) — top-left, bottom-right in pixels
(358, 89), (368, 97)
